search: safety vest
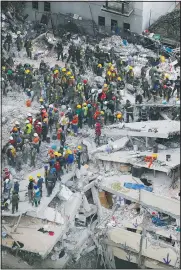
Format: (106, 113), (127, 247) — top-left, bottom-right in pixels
(25, 123), (32, 134)
(10, 148), (16, 157)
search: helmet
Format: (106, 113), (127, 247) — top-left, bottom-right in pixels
(13, 127), (18, 132)
(9, 145), (14, 149)
(34, 133), (38, 137)
(2, 66), (6, 71)
(54, 152), (58, 156)
(57, 153), (62, 157)
(117, 77), (121, 81)
(3, 168), (9, 172)
(77, 145), (82, 150)
(5, 179), (10, 183)
(70, 76), (74, 79)
(27, 113), (32, 117)
(117, 114), (122, 119)
(37, 173), (41, 177)
(83, 79), (88, 84)
(77, 105), (81, 109)
(38, 122), (42, 125)
(98, 64), (102, 68)
(108, 63), (112, 67)
(107, 71), (111, 76)
(39, 97), (44, 102)
(87, 103), (91, 108)
(54, 69), (59, 74)
(66, 71), (71, 76)
(9, 136), (13, 140)
(49, 104), (54, 108)
(25, 69), (30, 74)
(91, 89), (95, 94)
(104, 84), (108, 88)
(83, 103), (87, 107)
(29, 176), (33, 181)
(142, 106), (146, 110)
(129, 66), (133, 70)
(60, 112), (64, 116)
(25, 120), (29, 124)
(100, 111), (104, 115)
(110, 67), (114, 71)
(17, 31), (21, 35)
(104, 101), (108, 105)
(62, 68), (66, 72)
(40, 105), (44, 109)
(68, 107), (71, 111)
(15, 121), (20, 125)
(54, 107), (58, 112)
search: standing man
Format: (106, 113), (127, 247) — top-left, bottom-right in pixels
(56, 40), (64, 61)
(12, 191), (19, 214)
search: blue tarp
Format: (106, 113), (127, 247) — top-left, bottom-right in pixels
(124, 182), (153, 192)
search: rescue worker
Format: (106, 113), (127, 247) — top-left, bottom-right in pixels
(4, 33), (12, 52)
(46, 173), (55, 197)
(125, 100), (134, 123)
(37, 173), (44, 198)
(142, 78), (150, 100)
(32, 133), (40, 153)
(67, 43), (76, 63)
(24, 38), (33, 59)
(139, 106), (148, 121)
(14, 181), (20, 194)
(32, 186), (41, 207)
(172, 76), (180, 98)
(95, 120), (101, 146)
(28, 176), (34, 203)
(15, 148), (22, 171)
(16, 31), (23, 52)
(12, 191), (19, 214)
(56, 40), (64, 61)
(75, 46), (81, 67)
(30, 146), (37, 167)
(76, 146), (82, 170)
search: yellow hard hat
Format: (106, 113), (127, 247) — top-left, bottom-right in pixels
(29, 176), (33, 180)
(57, 152), (62, 157)
(129, 66), (133, 70)
(104, 84), (108, 87)
(25, 69), (30, 74)
(110, 67), (114, 71)
(77, 145), (82, 150)
(117, 77), (121, 81)
(98, 64), (102, 68)
(39, 97), (43, 102)
(37, 173), (41, 177)
(54, 69), (59, 74)
(108, 63), (112, 67)
(2, 66), (6, 70)
(62, 68), (66, 72)
(117, 113), (122, 119)
(54, 151), (58, 156)
(66, 71), (71, 76)
(83, 103), (87, 106)
(77, 104), (81, 109)
(107, 71), (111, 76)
(100, 111), (104, 115)
(165, 73), (170, 79)
(70, 76), (74, 79)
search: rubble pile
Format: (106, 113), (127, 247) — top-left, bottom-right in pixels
(1, 4), (180, 269)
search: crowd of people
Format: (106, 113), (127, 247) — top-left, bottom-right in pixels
(2, 32), (180, 214)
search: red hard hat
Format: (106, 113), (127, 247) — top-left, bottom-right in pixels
(163, 85), (167, 89)
(60, 112), (64, 116)
(83, 79), (88, 84)
(42, 109), (46, 113)
(3, 168), (9, 172)
(112, 96), (116, 100)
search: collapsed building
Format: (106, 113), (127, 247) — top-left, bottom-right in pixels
(1, 2), (180, 269)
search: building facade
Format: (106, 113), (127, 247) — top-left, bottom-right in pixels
(24, 1), (176, 35)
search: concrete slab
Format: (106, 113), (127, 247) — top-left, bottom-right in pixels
(27, 207), (65, 224)
(100, 175), (140, 203)
(2, 221), (65, 259)
(96, 148), (180, 173)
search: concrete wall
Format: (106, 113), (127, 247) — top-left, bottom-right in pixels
(142, 1), (176, 31)
(24, 1), (143, 34)
(140, 190), (180, 218)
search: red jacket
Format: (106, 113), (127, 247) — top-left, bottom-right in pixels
(54, 161), (61, 171)
(35, 125), (42, 135)
(9, 139), (16, 146)
(95, 122), (101, 136)
(27, 116), (33, 124)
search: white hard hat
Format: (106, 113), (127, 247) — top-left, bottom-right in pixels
(5, 179), (10, 183)
(34, 133), (38, 137)
(17, 31), (21, 35)
(9, 145), (14, 149)
(91, 89), (95, 94)
(15, 121), (20, 125)
(9, 136), (13, 140)
(49, 104), (54, 108)
(27, 113), (32, 117)
(68, 108), (71, 111)
(1, 78), (4, 81)
(40, 105), (44, 109)
(104, 101), (108, 105)
(25, 120), (29, 124)
(38, 122), (42, 125)
(98, 89), (102, 94)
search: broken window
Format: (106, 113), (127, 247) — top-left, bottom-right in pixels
(98, 16), (105, 26)
(32, 1), (38, 10)
(44, 1), (51, 12)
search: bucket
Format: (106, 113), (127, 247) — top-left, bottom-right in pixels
(26, 99), (31, 107)
(166, 154), (171, 161)
(133, 145), (138, 152)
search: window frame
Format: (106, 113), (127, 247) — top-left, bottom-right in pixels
(44, 1), (51, 12)
(32, 1), (39, 10)
(98, 16), (105, 27)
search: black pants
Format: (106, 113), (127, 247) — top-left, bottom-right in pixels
(47, 183), (53, 196)
(12, 203), (18, 214)
(26, 49), (32, 59)
(172, 87), (180, 98)
(57, 51), (63, 61)
(126, 112), (134, 123)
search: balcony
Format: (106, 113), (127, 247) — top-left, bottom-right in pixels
(101, 1), (134, 17)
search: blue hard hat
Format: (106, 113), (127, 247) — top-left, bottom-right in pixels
(51, 145), (57, 150)
(34, 185), (37, 189)
(87, 104), (91, 108)
(44, 165), (48, 169)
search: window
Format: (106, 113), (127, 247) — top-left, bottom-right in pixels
(98, 16), (105, 26)
(123, 22), (130, 32)
(44, 1), (51, 12)
(32, 1), (38, 10)
(111, 19), (117, 31)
